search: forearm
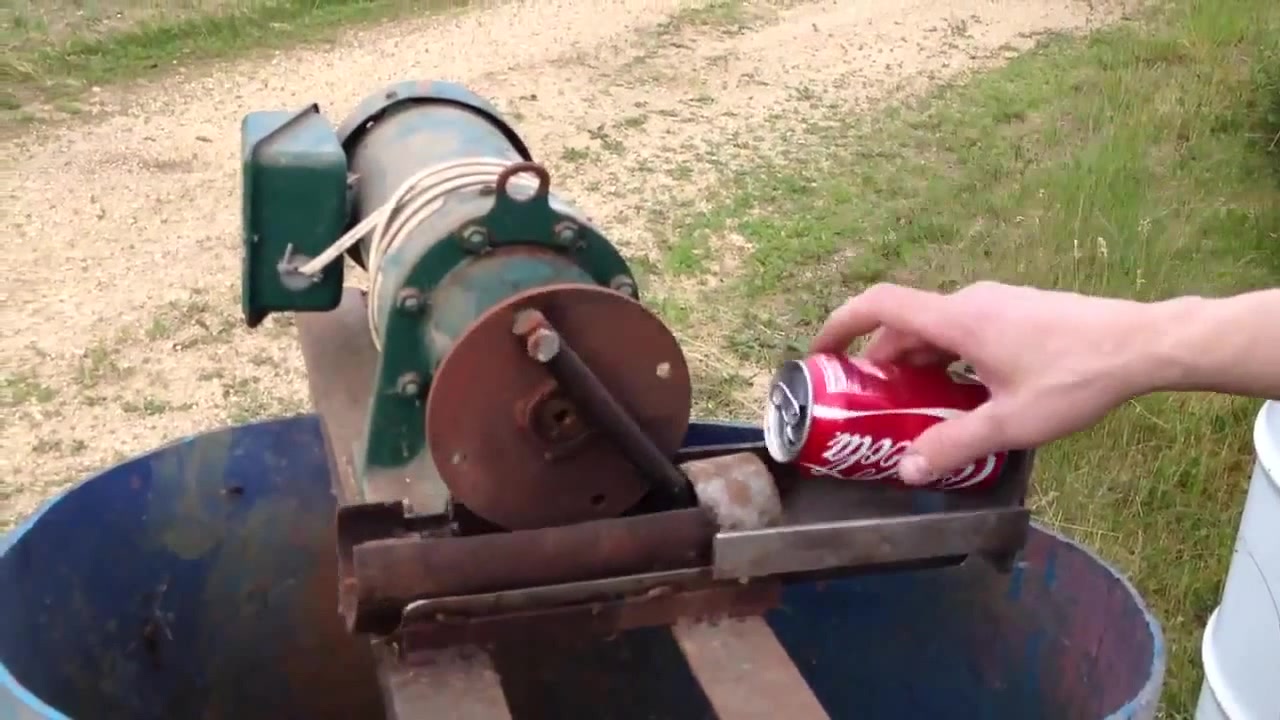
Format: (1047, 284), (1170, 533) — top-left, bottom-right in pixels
(1140, 289), (1280, 400)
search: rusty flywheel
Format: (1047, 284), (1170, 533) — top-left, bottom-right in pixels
(425, 284), (693, 530)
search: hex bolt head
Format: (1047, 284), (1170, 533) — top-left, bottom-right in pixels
(610, 275), (638, 298)
(555, 222), (580, 247)
(460, 226), (489, 252)
(396, 289), (425, 313)
(396, 373), (423, 397)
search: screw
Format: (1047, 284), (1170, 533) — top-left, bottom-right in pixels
(610, 275), (637, 298)
(396, 373), (423, 397)
(554, 222), (579, 247)
(396, 289), (425, 313)
(460, 226), (489, 252)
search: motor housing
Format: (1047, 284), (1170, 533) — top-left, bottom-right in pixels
(240, 81), (692, 527)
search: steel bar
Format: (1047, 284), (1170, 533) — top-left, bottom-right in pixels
(712, 506), (1031, 581)
(673, 617), (830, 720)
(400, 580), (781, 654)
(375, 644), (511, 720)
(401, 569), (710, 620)
(350, 509), (713, 625)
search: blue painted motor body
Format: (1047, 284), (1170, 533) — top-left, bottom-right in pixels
(0, 416), (1164, 720)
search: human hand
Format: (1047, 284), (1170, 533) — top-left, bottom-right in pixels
(810, 281), (1165, 485)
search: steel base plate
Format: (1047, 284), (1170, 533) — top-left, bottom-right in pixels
(426, 283), (693, 530)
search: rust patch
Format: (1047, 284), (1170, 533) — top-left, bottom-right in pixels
(681, 452), (782, 532)
(348, 508), (714, 632)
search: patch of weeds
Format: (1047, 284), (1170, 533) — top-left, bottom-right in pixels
(655, 0), (776, 38)
(147, 292), (239, 348)
(648, 292), (695, 330)
(119, 396), (187, 416)
(3, 0), (479, 120)
(663, 233), (711, 275)
(561, 146), (592, 164)
(31, 437), (88, 455)
(1, 371), (58, 407)
(76, 340), (133, 389)
(689, 366), (757, 419)
(587, 124), (625, 155)
(221, 375), (306, 424)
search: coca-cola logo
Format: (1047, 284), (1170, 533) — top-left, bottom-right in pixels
(800, 406), (998, 489)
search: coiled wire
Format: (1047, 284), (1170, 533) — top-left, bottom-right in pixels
(296, 157), (541, 349)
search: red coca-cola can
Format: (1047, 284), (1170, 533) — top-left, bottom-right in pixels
(762, 353), (1006, 490)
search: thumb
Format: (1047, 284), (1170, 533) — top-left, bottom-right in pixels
(898, 402), (1009, 486)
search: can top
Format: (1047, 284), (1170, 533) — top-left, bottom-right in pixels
(763, 359), (812, 463)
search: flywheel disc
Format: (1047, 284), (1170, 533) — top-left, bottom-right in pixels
(426, 283), (693, 530)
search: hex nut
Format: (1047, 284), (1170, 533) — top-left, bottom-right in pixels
(396, 289), (425, 313)
(461, 226), (489, 251)
(396, 374), (423, 397)
(610, 275), (638, 298)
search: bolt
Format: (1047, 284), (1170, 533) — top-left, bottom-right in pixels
(610, 275), (638, 298)
(526, 328), (561, 363)
(396, 373), (423, 397)
(554, 222), (579, 247)
(396, 289), (425, 313)
(511, 308), (548, 337)
(460, 226), (489, 252)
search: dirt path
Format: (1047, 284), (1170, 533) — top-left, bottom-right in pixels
(0, 0), (1128, 528)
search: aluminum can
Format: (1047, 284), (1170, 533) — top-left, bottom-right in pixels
(763, 353), (1006, 490)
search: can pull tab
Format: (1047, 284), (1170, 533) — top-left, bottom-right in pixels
(770, 382), (804, 445)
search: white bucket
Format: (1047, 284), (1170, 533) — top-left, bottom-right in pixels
(1195, 400), (1280, 720)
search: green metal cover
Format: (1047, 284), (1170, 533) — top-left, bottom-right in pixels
(240, 105), (348, 327)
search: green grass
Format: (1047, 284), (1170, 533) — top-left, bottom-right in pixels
(0, 0), (471, 122)
(663, 0), (1280, 716)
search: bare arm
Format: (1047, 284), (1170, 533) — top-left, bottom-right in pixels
(811, 282), (1280, 484)
(1144, 289), (1280, 401)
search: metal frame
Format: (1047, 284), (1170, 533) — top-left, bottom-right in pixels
(297, 288), (835, 720)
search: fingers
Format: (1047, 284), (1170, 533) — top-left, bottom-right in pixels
(897, 402), (1010, 486)
(862, 327), (958, 367)
(810, 284), (962, 355)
